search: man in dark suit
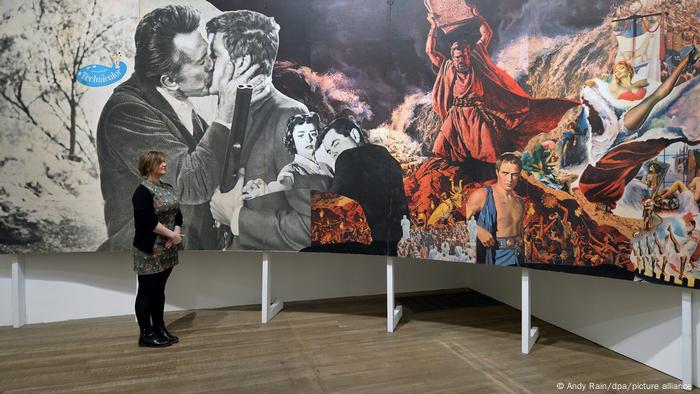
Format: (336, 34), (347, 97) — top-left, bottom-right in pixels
(206, 10), (311, 251)
(316, 117), (409, 255)
(96, 5), (247, 251)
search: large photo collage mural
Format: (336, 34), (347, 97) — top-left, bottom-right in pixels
(1, 0), (699, 287)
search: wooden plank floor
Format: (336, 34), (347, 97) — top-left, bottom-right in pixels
(0, 289), (695, 393)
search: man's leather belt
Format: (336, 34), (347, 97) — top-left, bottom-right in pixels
(451, 97), (483, 107)
(496, 236), (523, 249)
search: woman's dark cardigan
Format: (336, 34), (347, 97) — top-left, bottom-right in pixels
(132, 183), (182, 254)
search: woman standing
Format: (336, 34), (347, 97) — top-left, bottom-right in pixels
(132, 151), (183, 347)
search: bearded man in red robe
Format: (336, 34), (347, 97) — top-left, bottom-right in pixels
(426, 9), (578, 165)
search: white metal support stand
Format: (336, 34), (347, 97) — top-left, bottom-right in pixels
(682, 289), (693, 390)
(11, 254), (26, 328)
(521, 268), (539, 354)
(386, 256), (403, 332)
(261, 252), (283, 324)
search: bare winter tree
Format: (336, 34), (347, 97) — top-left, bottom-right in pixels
(0, 0), (135, 163)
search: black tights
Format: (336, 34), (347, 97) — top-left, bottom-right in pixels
(135, 267), (172, 329)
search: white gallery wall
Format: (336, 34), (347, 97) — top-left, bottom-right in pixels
(1, 252), (699, 387)
(466, 264), (699, 386)
(1, 251), (472, 324)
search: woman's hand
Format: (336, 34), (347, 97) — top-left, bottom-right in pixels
(276, 169), (295, 189)
(165, 229), (182, 249)
(242, 178), (266, 200)
(154, 222), (183, 249)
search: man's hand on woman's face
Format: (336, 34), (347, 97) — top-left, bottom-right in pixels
(214, 55), (263, 123)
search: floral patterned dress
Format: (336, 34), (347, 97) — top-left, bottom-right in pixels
(133, 180), (180, 275)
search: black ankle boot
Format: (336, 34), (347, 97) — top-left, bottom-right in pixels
(155, 321), (179, 344)
(139, 327), (171, 347)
